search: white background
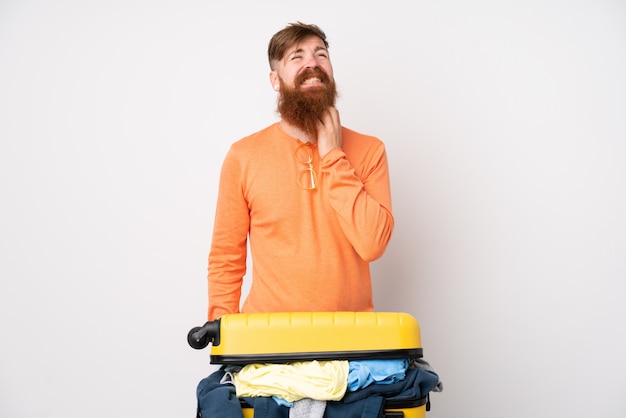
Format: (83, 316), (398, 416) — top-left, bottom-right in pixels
(1, 1), (625, 417)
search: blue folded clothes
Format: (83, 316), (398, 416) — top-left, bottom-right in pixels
(347, 359), (410, 391)
(342, 367), (440, 404)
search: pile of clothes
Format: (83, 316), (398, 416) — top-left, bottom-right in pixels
(197, 358), (442, 418)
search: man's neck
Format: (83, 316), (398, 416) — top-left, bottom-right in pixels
(279, 120), (317, 144)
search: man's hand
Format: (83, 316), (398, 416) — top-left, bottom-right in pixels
(317, 107), (342, 158)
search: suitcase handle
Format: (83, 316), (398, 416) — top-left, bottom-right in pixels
(187, 319), (220, 349)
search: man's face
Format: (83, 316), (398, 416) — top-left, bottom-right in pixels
(270, 35), (337, 139)
(271, 34), (334, 91)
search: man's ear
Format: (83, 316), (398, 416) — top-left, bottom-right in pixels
(269, 71), (279, 91)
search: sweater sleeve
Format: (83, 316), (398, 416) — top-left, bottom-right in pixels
(207, 147), (250, 320)
(320, 144), (394, 262)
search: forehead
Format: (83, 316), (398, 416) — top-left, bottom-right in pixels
(284, 35), (328, 56)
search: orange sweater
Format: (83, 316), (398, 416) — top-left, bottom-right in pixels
(207, 123), (393, 320)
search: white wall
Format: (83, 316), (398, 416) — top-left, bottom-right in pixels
(1, 1), (624, 417)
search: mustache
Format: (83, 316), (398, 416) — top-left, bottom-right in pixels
(294, 67), (331, 86)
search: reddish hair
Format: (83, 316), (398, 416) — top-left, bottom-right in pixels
(267, 22), (329, 70)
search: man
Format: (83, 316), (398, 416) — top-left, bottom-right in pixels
(206, 22), (394, 321)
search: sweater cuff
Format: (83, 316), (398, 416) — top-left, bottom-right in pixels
(320, 148), (346, 168)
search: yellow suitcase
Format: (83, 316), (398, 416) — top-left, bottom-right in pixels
(189, 312), (431, 417)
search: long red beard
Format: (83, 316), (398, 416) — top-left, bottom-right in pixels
(277, 68), (338, 141)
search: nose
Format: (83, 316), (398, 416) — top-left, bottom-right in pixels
(303, 53), (320, 69)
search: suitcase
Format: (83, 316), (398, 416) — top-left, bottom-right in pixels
(189, 312), (431, 418)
